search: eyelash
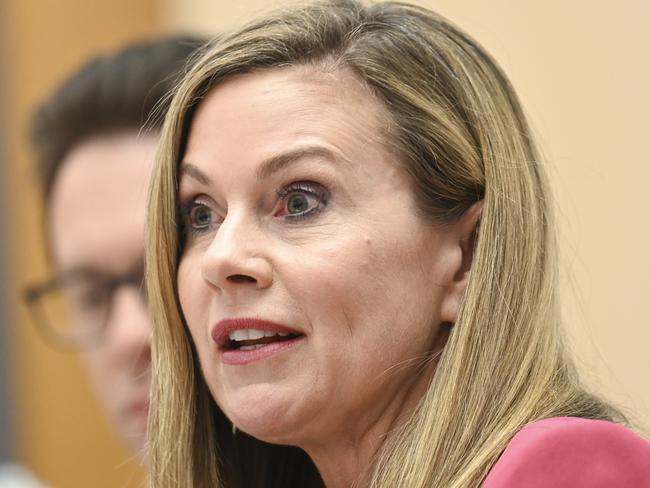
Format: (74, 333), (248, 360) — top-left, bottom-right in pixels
(179, 181), (329, 237)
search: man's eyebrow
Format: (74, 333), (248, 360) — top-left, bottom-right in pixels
(256, 146), (343, 180)
(46, 266), (108, 287)
(56, 258), (145, 282)
(179, 163), (212, 185)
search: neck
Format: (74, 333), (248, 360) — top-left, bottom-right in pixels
(303, 360), (437, 488)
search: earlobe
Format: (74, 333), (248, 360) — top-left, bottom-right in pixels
(440, 200), (483, 324)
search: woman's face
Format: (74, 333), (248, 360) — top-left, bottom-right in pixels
(177, 66), (464, 448)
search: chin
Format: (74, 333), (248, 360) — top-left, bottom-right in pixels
(220, 382), (309, 445)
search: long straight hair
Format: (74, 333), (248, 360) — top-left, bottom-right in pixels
(146, 1), (625, 486)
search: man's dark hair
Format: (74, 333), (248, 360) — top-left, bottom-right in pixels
(31, 36), (205, 200)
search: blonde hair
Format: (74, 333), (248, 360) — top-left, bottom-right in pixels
(146, 1), (625, 486)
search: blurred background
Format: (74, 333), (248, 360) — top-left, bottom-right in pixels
(0, 0), (648, 486)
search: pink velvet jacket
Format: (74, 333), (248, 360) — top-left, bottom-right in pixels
(481, 417), (650, 487)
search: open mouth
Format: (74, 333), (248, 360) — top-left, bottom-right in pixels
(225, 329), (302, 351)
(213, 319), (305, 364)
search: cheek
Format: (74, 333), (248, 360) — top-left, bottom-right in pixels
(284, 231), (443, 351)
(177, 254), (210, 348)
(282, 236), (375, 310)
(178, 254), (202, 320)
(177, 257), (192, 318)
(272, 233), (445, 421)
(80, 350), (106, 382)
(80, 349), (121, 406)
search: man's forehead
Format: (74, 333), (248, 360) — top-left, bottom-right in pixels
(52, 132), (157, 194)
(47, 132), (156, 276)
(50, 211), (146, 277)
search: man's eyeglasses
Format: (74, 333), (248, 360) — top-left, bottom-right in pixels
(23, 267), (147, 349)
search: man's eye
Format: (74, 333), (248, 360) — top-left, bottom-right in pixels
(68, 284), (108, 311)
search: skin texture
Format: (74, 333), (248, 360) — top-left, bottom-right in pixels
(49, 132), (156, 456)
(177, 66), (479, 487)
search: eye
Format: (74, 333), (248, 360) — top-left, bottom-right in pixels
(181, 198), (217, 236)
(287, 193), (311, 214)
(78, 287), (108, 310)
(277, 181), (329, 220)
(190, 204), (213, 229)
(69, 283), (109, 311)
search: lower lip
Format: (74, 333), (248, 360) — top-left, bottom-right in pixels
(221, 336), (304, 365)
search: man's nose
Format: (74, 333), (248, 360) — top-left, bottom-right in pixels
(104, 286), (151, 367)
(200, 213), (273, 293)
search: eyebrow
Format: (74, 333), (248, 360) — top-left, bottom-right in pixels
(179, 146), (344, 185)
(178, 163), (212, 185)
(56, 259), (146, 282)
(255, 146), (343, 180)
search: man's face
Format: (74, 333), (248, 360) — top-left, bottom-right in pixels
(48, 131), (156, 455)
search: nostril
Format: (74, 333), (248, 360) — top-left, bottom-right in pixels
(226, 274), (257, 284)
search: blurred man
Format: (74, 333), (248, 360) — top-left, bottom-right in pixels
(24, 37), (203, 458)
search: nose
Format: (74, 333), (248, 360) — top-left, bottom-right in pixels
(201, 213), (273, 292)
(104, 286), (151, 371)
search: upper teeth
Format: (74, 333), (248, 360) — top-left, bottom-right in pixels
(228, 329), (290, 341)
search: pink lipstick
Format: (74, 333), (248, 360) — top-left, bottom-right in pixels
(212, 318), (304, 365)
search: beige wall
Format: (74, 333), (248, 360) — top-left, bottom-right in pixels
(161, 0), (650, 428)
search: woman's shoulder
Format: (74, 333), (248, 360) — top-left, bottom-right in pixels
(481, 416), (650, 487)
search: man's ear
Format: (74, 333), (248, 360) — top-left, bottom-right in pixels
(440, 200), (483, 324)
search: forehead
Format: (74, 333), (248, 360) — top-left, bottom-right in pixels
(48, 132), (157, 273)
(183, 65), (392, 182)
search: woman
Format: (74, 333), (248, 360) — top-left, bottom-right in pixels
(146, 1), (650, 486)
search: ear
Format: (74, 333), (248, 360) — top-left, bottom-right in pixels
(440, 200), (483, 324)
